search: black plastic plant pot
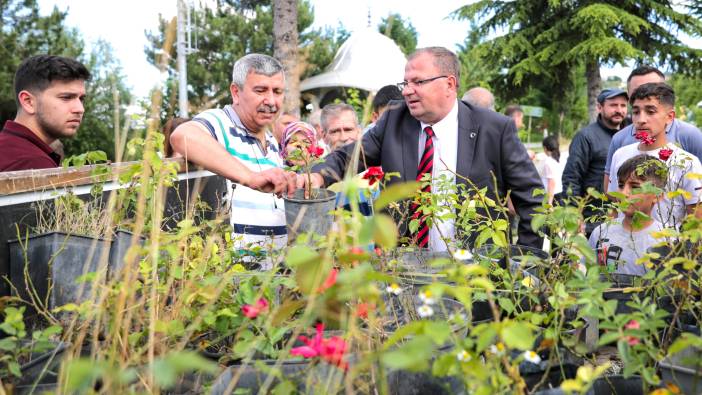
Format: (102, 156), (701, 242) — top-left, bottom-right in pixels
(8, 232), (110, 314)
(522, 362), (579, 393)
(283, 188), (337, 242)
(659, 344), (702, 395)
(209, 360), (346, 394)
(108, 230), (145, 281)
(12, 341), (69, 395)
(386, 368), (464, 395)
(589, 375), (644, 395)
(600, 273), (648, 315)
(532, 374), (644, 395)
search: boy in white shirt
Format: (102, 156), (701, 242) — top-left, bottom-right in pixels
(608, 82), (702, 229)
(590, 154), (667, 275)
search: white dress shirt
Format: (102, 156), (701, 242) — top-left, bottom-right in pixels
(418, 100), (459, 252)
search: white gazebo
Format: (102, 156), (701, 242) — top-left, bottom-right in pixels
(300, 28), (407, 110)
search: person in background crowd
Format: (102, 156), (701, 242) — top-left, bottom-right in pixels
(317, 103), (376, 215)
(504, 104), (524, 130)
(462, 87), (495, 111)
(271, 111), (299, 145)
(306, 47), (543, 251)
(0, 55), (90, 171)
(590, 154), (667, 276)
(608, 82), (702, 229)
(279, 121), (318, 167)
(163, 117), (189, 158)
(321, 103), (361, 152)
(306, 109), (328, 155)
(541, 135), (563, 205)
(603, 65), (702, 190)
(170, 54), (297, 257)
(364, 85), (403, 133)
(561, 88), (628, 236)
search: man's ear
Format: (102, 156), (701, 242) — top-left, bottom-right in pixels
(17, 90), (37, 115)
(447, 75), (458, 92)
(666, 107), (676, 125)
(596, 102), (603, 113)
(230, 83), (240, 105)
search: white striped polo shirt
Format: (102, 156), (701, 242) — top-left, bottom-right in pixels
(193, 105), (287, 251)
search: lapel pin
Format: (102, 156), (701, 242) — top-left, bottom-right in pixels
(470, 132), (476, 139)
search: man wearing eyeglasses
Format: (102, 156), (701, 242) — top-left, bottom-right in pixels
(304, 47), (543, 251)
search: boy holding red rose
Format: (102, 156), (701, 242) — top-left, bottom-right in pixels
(608, 83), (702, 228)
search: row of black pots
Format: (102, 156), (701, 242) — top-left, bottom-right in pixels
(209, 351), (465, 395)
(1, 341), (68, 395)
(535, 375), (646, 395)
(7, 230), (143, 316)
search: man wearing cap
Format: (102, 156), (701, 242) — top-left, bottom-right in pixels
(561, 88), (628, 236)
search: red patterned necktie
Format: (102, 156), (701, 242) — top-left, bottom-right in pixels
(413, 126), (435, 248)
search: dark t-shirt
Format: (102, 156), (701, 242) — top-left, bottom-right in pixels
(0, 120), (61, 172)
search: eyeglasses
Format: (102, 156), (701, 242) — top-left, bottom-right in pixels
(396, 75), (448, 91)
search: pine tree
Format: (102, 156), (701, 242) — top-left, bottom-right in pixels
(454, 1), (702, 121)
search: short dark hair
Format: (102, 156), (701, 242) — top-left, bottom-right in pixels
(408, 47), (461, 90)
(14, 55), (91, 107)
(372, 85), (403, 112)
(627, 65), (665, 84)
(616, 154), (667, 190)
(629, 82), (675, 108)
(504, 104), (523, 117)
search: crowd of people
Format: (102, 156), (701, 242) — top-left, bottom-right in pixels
(2, 50), (701, 277)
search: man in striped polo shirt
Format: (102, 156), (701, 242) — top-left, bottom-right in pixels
(170, 54), (297, 261)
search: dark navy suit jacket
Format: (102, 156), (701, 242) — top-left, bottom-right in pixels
(314, 100), (544, 248)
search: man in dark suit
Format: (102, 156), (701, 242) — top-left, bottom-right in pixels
(305, 47), (543, 250)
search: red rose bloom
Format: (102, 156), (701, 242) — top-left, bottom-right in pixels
(241, 298), (269, 319)
(290, 323), (349, 369)
(363, 166), (385, 186)
(317, 268), (338, 292)
(634, 130), (656, 145)
(307, 145), (324, 158)
(659, 148), (673, 161)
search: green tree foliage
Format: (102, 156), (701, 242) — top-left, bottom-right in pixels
(378, 13), (417, 55)
(669, 73), (702, 127)
(454, 1), (702, 122)
(145, 0), (347, 120)
(457, 21), (499, 100)
(0, 0), (132, 161)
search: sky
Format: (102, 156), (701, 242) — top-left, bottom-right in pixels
(38, 0), (701, 99)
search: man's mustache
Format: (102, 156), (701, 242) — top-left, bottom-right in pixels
(258, 104), (278, 113)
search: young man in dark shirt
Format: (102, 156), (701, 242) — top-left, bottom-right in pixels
(0, 55), (90, 171)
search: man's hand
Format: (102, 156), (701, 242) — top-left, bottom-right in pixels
(296, 173), (324, 197)
(244, 168), (297, 197)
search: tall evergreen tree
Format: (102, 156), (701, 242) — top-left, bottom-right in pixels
(454, 1), (702, 122)
(378, 13), (417, 55)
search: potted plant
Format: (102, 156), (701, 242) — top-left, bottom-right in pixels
(282, 136), (337, 241)
(0, 306), (66, 394)
(8, 191), (113, 318)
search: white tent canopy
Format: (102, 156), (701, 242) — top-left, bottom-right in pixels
(300, 28), (407, 93)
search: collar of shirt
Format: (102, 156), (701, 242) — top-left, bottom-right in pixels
(418, 99), (459, 173)
(2, 120), (59, 159)
(417, 100), (459, 252)
(225, 105), (279, 153)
